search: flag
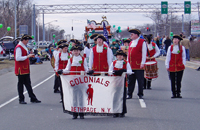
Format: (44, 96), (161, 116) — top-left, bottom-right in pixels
(87, 19), (96, 29)
(103, 21), (109, 45)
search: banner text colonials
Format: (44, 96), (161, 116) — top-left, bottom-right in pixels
(70, 76), (110, 87)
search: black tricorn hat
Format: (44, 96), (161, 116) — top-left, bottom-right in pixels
(128, 29), (141, 35)
(57, 40), (67, 48)
(96, 34), (107, 41)
(21, 34), (33, 41)
(114, 49), (127, 56)
(173, 35), (183, 41)
(60, 43), (69, 48)
(124, 39), (131, 43)
(94, 36), (98, 41)
(70, 45), (83, 51)
(143, 34), (153, 43)
(90, 33), (99, 39)
(70, 39), (77, 43)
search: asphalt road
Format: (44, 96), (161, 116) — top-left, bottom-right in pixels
(0, 60), (200, 130)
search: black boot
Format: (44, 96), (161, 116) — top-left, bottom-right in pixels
(177, 94), (182, 98)
(171, 94), (176, 98)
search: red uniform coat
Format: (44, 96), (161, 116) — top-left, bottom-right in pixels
(92, 44), (108, 72)
(128, 39), (145, 70)
(146, 42), (156, 62)
(14, 45), (30, 75)
(70, 56), (85, 75)
(113, 60), (127, 76)
(169, 45), (185, 72)
(57, 52), (70, 75)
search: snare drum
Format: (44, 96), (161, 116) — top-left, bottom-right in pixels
(144, 61), (158, 79)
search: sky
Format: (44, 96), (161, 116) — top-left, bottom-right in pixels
(33, 0), (200, 40)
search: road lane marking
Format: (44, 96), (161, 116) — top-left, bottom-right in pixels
(139, 99), (146, 108)
(0, 74), (54, 109)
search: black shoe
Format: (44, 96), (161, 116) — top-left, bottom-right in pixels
(72, 115), (77, 119)
(54, 90), (60, 93)
(143, 87), (146, 89)
(196, 67), (200, 71)
(147, 87), (152, 90)
(59, 100), (63, 103)
(126, 95), (132, 99)
(138, 95), (143, 99)
(80, 116), (84, 119)
(31, 99), (41, 103)
(113, 114), (119, 118)
(19, 101), (27, 104)
(177, 95), (182, 98)
(171, 95), (176, 98)
(119, 113), (125, 118)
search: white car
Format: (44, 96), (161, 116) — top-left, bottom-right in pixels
(0, 44), (8, 61)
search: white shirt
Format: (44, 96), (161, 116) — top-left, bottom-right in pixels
(165, 45), (186, 69)
(15, 41), (29, 61)
(89, 44), (113, 69)
(83, 47), (91, 58)
(108, 60), (132, 75)
(147, 42), (160, 58)
(128, 37), (147, 64)
(63, 55), (88, 73)
(54, 52), (70, 71)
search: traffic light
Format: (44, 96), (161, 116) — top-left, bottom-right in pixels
(146, 27), (150, 31)
(127, 26), (129, 31)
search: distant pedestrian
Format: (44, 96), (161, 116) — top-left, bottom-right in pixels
(180, 36), (190, 61)
(164, 36), (172, 53)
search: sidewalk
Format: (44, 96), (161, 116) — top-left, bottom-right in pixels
(157, 56), (200, 69)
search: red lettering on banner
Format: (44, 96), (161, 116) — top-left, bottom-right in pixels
(71, 107), (74, 112)
(100, 78), (104, 85)
(96, 78), (100, 83)
(94, 108), (96, 113)
(107, 108), (111, 113)
(74, 107), (76, 112)
(89, 77), (93, 82)
(74, 78), (79, 85)
(80, 107), (83, 112)
(84, 76), (88, 83)
(70, 80), (75, 87)
(90, 107), (93, 112)
(87, 107), (90, 112)
(79, 77), (84, 84)
(94, 77), (96, 82)
(84, 107), (86, 112)
(104, 81), (110, 87)
(101, 108), (105, 112)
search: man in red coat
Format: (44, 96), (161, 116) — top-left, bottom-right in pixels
(127, 29), (147, 99)
(14, 34), (41, 104)
(89, 34), (113, 74)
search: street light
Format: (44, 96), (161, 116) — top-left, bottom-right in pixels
(43, 20), (57, 43)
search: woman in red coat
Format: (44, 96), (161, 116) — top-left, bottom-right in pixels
(165, 35), (186, 98)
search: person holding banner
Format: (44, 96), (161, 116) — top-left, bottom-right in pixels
(165, 35), (186, 98)
(61, 45), (88, 119)
(89, 34), (113, 75)
(108, 50), (132, 117)
(127, 29), (147, 99)
(143, 34), (160, 89)
(54, 40), (71, 102)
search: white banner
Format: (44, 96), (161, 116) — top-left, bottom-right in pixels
(60, 75), (125, 115)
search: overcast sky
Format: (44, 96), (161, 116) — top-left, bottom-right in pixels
(33, 0), (200, 39)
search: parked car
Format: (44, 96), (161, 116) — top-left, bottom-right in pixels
(38, 42), (48, 48)
(0, 36), (15, 60)
(0, 44), (9, 61)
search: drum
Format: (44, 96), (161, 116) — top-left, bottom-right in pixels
(144, 61), (158, 79)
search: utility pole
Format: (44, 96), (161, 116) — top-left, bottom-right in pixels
(43, 10), (45, 43)
(33, 4), (36, 41)
(14, 0), (17, 39)
(182, 14), (184, 33)
(169, 12), (172, 36)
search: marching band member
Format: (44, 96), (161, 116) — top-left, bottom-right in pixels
(127, 29), (147, 99)
(14, 34), (41, 104)
(59, 45), (88, 119)
(143, 34), (160, 89)
(165, 35), (186, 98)
(89, 34), (113, 75)
(108, 50), (132, 118)
(54, 40), (71, 102)
(53, 42), (63, 93)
